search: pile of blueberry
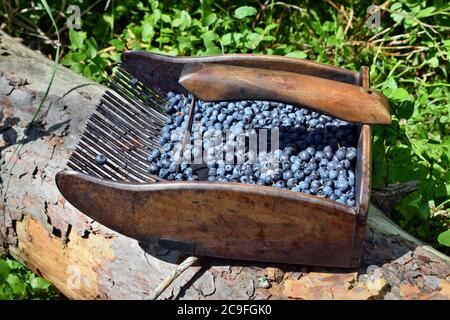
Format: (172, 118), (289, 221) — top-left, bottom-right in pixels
(147, 92), (359, 206)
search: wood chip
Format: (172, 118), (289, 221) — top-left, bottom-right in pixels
(399, 284), (423, 299)
(282, 272), (384, 300)
(265, 267), (284, 283)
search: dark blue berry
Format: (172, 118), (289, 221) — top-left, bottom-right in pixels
(95, 154), (107, 165)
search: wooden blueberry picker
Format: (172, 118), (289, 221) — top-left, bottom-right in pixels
(56, 51), (390, 268)
(1, 32), (449, 300)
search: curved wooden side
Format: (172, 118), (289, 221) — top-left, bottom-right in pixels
(350, 66), (373, 266)
(121, 51), (360, 94)
(56, 170), (358, 267)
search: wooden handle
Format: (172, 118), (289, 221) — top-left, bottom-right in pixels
(179, 63), (391, 124)
(120, 51), (361, 95)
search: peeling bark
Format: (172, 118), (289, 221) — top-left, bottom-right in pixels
(0, 31), (449, 300)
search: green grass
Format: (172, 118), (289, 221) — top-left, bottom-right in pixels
(0, 255), (60, 300)
(0, 0), (449, 299)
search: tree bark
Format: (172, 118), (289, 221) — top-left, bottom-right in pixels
(0, 31), (449, 300)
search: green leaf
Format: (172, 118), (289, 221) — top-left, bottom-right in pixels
(109, 39), (125, 51)
(103, 14), (114, 29)
(202, 30), (218, 49)
(221, 33), (232, 46)
(161, 14), (171, 23)
(0, 259), (9, 282)
(416, 7), (435, 18)
(0, 283), (13, 300)
(391, 2), (402, 11)
(391, 12), (404, 24)
(5, 259), (22, 270)
(391, 88), (411, 101)
(245, 33), (263, 49)
(427, 57), (439, 68)
(285, 51), (307, 59)
(30, 277), (51, 291)
(142, 23), (154, 42)
(110, 53), (122, 62)
(234, 6), (257, 19)
(264, 23), (278, 32)
(172, 11), (191, 30)
(202, 13), (217, 26)
(69, 29), (84, 49)
(6, 274), (27, 299)
(438, 230), (450, 247)
(85, 38), (97, 59)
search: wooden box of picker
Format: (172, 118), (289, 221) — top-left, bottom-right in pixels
(56, 53), (390, 268)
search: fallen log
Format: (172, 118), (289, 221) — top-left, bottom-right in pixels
(0, 31), (449, 300)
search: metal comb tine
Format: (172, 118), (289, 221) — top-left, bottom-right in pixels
(74, 141), (128, 181)
(96, 103), (151, 145)
(115, 67), (169, 104)
(86, 119), (152, 161)
(107, 77), (168, 124)
(102, 92), (164, 135)
(85, 125), (153, 172)
(66, 64), (171, 183)
(79, 135), (149, 183)
(69, 148), (122, 181)
(99, 94), (156, 136)
(112, 72), (169, 117)
(86, 115), (159, 161)
(81, 127), (154, 179)
(110, 69), (166, 105)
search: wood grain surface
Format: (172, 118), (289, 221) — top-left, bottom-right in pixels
(121, 51), (361, 96)
(179, 63), (391, 124)
(56, 170), (358, 267)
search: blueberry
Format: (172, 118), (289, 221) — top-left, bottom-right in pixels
(95, 154), (107, 165)
(150, 149), (161, 159)
(286, 178), (298, 189)
(299, 151), (311, 161)
(273, 181), (286, 189)
(346, 147), (357, 161)
(323, 185), (333, 196)
(184, 167), (193, 176)
(335, 148), (346, 161)
(159, 168), (169, 179)
(149, 163), (159, 174)
(306, 147), (316, 156)
(309, 119), (319, 127)
(217, 167), (226, 176)
(341, 159), (351, 169)
(168, 162), (177, 173)
(328, 170), (338, 180)
(294, 170), (305, 180)
(336, 180), (350, 192)
(281, 162), (291, 171)
(283, 170), (294, 180)
(298, 181), (309, 190)
(163, 143), (172, 152)
(310, 187), (318, 195)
